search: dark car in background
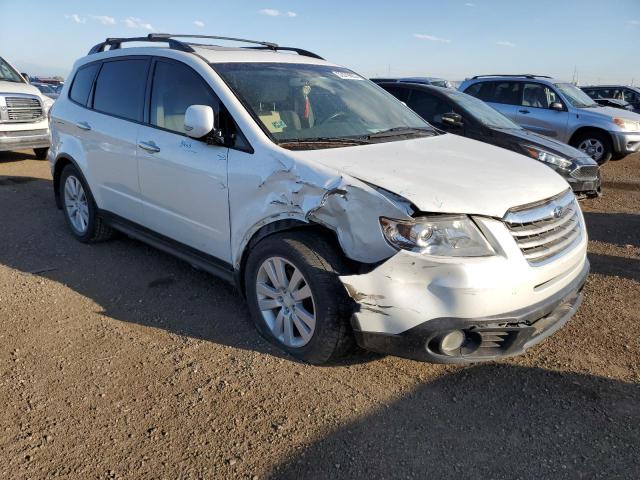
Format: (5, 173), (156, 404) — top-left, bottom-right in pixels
(376, 81), (601, 197)
(581, 85), (640, 114)
(371, 76), (454, 89)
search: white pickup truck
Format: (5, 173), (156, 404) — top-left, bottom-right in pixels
(0, 56), (52, 159)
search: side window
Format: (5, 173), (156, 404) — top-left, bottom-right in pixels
(406, 90), (453, 125)
(624, 89), (639, 104)
(381, 85), (410, 103)
(69, 63), (99, 106)
(521, 83), (559, 109)
(93, 59), (149, 121)
(464, 82), (492, 101)
(150, 60), (220, 135)
(491, 82), (521, 105)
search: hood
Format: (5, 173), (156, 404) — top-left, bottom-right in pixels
(580, 105), (640, 122)
(498, 128), (595, 166)
(294, 134), (569, 218)
(0, 80), (44, 97)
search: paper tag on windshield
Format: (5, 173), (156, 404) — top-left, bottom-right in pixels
(332, 71), (364, 80)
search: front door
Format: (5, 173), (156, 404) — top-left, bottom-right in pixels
(516, 82), (568, 139)
(137, 58), (231, 262)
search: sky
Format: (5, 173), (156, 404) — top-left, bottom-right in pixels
(1, 0), (638, 84)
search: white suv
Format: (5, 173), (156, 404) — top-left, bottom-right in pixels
(49, 34), (589, 364)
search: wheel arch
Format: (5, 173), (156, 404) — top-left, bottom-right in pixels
(234, 218), (347, 296)
(52, 154), (81, 209)
(569, 126), (613, 149)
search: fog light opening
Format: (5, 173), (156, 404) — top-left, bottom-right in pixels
(438, 330), (466, 354)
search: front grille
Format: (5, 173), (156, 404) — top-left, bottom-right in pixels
(504, 190), (582, 265)
(4, 96), (44, 122)
(570, 165), (599, 181)
(0, 128), (48, 138)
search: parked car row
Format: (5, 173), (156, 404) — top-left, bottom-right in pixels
(44, 34), (591, 365)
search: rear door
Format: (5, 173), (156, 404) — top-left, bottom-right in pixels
(136, 57), (231, 262)
(464, 81), (521, 121)
(82, 57), (149, 224)
(516, 82), (569, 139)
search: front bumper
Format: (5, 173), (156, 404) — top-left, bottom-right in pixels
(0, 128), (50, 152)
(353, 259), (588, 363)
(567, 174), (601, 197)
(610, 131), (640, 155)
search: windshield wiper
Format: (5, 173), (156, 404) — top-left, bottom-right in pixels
(278, 136), (371, 145)
(367, 127), (435, 139)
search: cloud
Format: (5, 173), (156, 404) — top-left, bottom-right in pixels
(496, 40), (516, 47)
(65, 14), (86, 24)
(123, 17), (154, 30)
(193, 20), (205, 28)
(90, 15), (116, 25)
(258, 9), (297, 17)
(628, 20), (640, 26)
(465, 2), (476, 6)
(413, 33), (451, 43)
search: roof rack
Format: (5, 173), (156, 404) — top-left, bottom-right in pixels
(471, 74), (552, 80)
(88, 33), (324, 60)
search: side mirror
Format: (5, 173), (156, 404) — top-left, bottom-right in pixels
(441, 112), (464, 128)
(550, 102), (564, 111)
(184, 105), (215, 139)
(21, 73), (30, 83)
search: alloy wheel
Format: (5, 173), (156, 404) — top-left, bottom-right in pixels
(64, 175), (89, 234)
(577, 138), (605, 162)
(255, 256), (316, 348)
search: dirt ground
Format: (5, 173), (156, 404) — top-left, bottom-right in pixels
(0, 150), (638, 480)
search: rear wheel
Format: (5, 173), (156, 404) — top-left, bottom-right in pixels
(244, 231), (354, 364)
(34, 148), (49, 160)
(571, 131), (612, 165)
(59, 164), (113, 243)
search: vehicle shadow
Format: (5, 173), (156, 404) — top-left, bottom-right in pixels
(589, 253), (640, 282)
(583, 212), (640, 248)
(271, 364), (640, 480)
(0, 150), (38, 163)
(0, 176), (378, 365)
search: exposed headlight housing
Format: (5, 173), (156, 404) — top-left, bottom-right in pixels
(523, 145), (572, 169)
(613, 117), (640, 132)
(379, 215), (495, 257)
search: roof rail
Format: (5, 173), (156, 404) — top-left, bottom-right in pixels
(471, 74), (552, 79)
(88, 33), (324, 59)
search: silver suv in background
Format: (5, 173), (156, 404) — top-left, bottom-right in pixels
(459, 75), (640, 164)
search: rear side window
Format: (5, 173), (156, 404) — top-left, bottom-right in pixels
(93, 59), (149, 121)
(465, 81), (520, 105)
(150, 60), (219, 134)
(69, 63), (99, 106)
(464, 82), (494, 101)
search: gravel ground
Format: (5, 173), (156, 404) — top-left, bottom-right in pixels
(0, 150), (638, 480)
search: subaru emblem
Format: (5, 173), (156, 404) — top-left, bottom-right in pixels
(553, 206), (564, 218)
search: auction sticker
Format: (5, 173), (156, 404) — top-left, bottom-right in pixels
(333, 71), (364, 80)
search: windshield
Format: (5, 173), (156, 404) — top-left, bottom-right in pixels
(213, 62), (433, 147)
(555, 83), (599, 108)
(0, 57), (24, 83)
(448, 91), (522, 129)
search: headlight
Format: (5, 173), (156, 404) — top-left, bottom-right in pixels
(379, 215), (495, 257)
(613, 117), (640, 132)
(523, 145), (572, 169)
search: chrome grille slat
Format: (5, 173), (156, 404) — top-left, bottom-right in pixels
(3, 95), (44, 123)
(504, 190), (582, 266)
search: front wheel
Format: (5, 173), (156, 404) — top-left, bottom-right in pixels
(244, 231), (354, 364)
(571, 131), (612, 165)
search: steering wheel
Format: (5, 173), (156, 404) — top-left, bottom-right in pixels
(320, 111), (349, 125)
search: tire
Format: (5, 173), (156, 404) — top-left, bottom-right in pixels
(34, 147), (49, 160)
(571, 131), (612, 165)
(59, 164), (113, 243)
(244, 231), (354, 364)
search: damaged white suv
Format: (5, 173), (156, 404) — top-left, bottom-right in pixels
(49, 35), (589, 364)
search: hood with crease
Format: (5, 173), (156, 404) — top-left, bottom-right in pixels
(294, 134), (570, 218)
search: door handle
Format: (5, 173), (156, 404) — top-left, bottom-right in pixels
(75, 121), (91, 131)
(518, 109), (530, 114)
(137, 141), (161, 153)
